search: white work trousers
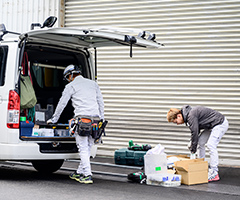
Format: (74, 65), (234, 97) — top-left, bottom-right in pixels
(75, 134), (94, 176)
(197, 118), (229, 172)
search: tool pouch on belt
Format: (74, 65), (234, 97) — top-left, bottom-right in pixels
(78, 118), (92, 136)
(91, 122), (99, 139)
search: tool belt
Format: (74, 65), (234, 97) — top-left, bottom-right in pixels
(69, 116), (108, 142)
(73, 116), (99, 138)
(78, 117), (93, 136)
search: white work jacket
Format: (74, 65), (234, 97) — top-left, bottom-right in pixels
(51, 75), (104, 123)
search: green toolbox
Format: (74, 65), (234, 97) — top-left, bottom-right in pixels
(114, 148), (147, 166)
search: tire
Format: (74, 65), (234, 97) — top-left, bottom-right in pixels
(31, 160), (64, 174)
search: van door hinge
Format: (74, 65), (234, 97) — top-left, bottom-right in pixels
(124, 35), (137, 57)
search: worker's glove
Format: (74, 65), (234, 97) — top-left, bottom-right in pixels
(47, 119), (53, 124)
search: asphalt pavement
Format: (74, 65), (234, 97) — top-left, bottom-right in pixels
(63, 156), (240, 197)
(1, 157), (240, 200)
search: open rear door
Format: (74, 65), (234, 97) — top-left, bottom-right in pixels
(21, 27), (163, 51)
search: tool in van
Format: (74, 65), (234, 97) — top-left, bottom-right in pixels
(69, 117), (90, 136)
(69, 118), (78, 136)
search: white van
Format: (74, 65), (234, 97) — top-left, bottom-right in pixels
(0, 17), (162, 173)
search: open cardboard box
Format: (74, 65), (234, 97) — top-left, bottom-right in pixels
(174, 158), (208, 185)
(167, 154), (191, 161)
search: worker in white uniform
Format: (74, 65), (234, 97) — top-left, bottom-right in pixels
(47, 64), (104, 184)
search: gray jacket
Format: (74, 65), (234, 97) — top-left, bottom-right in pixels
(181, 105), (225, 153)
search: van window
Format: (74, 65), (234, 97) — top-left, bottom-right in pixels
(0, 46), (8, 86)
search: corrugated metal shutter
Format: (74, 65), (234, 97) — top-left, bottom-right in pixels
(0, 0), (64, 33)
(65, 0), (240, 165)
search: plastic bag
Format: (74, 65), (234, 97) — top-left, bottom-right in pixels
(146, 144), (165, 155)
(20, 75), (37, 109)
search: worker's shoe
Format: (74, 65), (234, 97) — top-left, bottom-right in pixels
(78, 175), (93, 184)
(69, 171), (83, 181)
(208, 169), (220, 182)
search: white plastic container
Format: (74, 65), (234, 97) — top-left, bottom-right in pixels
(144, 154), (168, 175)
(40, 129), (54, 137)
(54, 129), (69, 136)
(160, 180), (181, 187)
(32, 128), (42, 136)
(147, 173), (181, 182)
(146, 173), (181, 187)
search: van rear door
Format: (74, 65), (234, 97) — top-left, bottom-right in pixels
(20, 27), (163, 50)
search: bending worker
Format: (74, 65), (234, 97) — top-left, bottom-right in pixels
(167, 105), (228, 182)
(47, 64), (104, 184)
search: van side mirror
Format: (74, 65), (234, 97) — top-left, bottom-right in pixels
(0, 24), (7, 33)
(0, 24), (20, 40)
(0, 24), (7, 40)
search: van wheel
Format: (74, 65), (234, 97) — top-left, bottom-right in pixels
(31, 160), (64, 174)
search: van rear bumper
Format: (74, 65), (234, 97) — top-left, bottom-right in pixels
(38, 142), (78, 153)
(0, 143), (79, 160)
(20, 136), (75, 141)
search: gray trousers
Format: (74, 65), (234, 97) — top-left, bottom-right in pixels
(197, 118), (229, 172)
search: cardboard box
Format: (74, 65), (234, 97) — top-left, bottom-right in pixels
(167, 154), (190, 161)
(174, 158), (208, 185)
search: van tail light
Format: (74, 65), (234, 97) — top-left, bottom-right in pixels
(7, 90), (20, 128)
